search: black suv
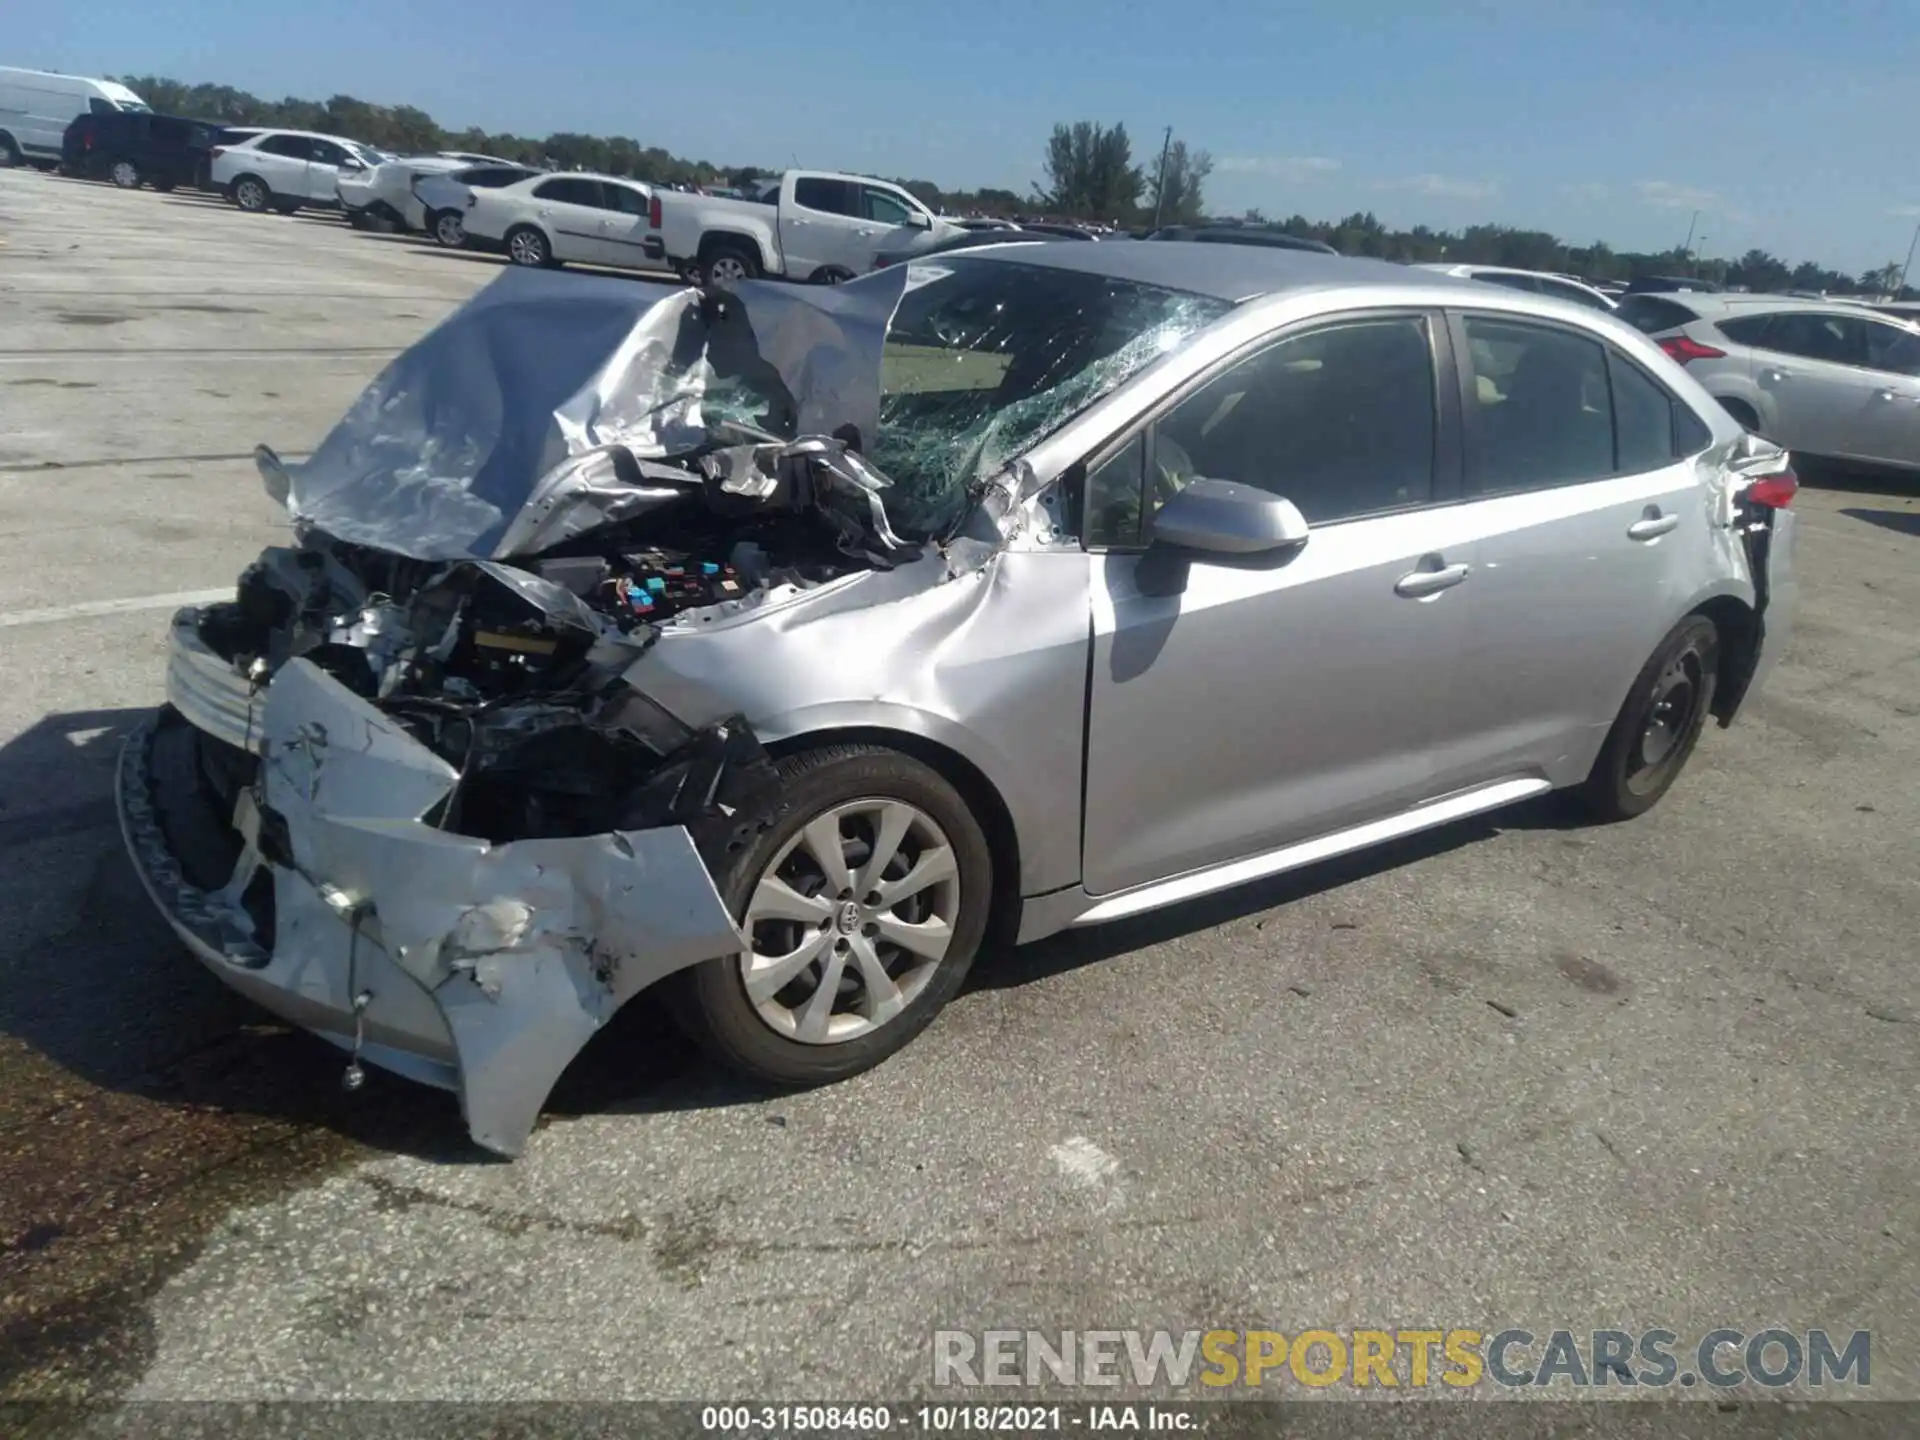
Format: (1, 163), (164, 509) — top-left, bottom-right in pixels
(62, 113), (248, 192)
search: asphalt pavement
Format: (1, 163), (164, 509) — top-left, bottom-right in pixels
(1, 169), (1915, 1407)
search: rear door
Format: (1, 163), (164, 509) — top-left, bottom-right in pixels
(527, 176), (611, 261)
(248, 134), (315, 196)
(780, 176), (869, 277)
(1082, 311), (1470, 895)
(1430, 311), (1717, 790)
(1742, 310), (1881, 458)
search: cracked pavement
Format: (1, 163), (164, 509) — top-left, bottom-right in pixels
(0, 169), (1916, 1405)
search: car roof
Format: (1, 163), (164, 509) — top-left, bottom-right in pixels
(241, 128), (374, 146)
(957, 239), (1470, 303)
(1648, 292), (1885, 320)
(516, 170), (649, 187)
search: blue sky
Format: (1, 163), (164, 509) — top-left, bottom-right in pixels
(18, 0), (1920, 273)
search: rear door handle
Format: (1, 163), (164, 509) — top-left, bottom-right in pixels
(1394, 562), (1471, 598)
(1627, 514), (1680, 541)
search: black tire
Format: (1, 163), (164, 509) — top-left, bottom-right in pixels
(148, 712), (244, 892)
(109, 158), (141, 189)
(813, 265), (855, 285)
(0, 133), (22, 168)
(231, 175), (271, 212)
(697, 239), (762, 288)
(1718, 397), (1761, 432)
(430, 208), (467, 248)
(669, 745), (994, 1087)
(1577, 614), (1719, 822)
(505, 224), (556, 268)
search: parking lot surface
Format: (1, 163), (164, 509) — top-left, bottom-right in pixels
(2, 169), (1917, 1403)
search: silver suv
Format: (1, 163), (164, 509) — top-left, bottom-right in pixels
(1618, 292), (1920, 472)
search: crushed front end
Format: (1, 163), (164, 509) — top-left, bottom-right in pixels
(118, 263), (933, 1156)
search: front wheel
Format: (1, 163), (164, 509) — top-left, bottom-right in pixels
(1577, 614), (1719, 821)
(431, 208), (467, 248)
(505, 224), (555, 268)
(669, 745), (993, 1086)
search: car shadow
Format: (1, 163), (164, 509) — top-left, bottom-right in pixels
(1840, 506), (1920, 537)
(1797, 458), (1918, 498)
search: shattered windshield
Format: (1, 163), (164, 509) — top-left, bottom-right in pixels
(870, 259), (1230, 537)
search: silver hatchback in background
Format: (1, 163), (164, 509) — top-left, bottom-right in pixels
(1618, 291), (1920, 473)
(119, 247), (1800, 1155)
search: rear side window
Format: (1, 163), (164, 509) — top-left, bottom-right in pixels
(1616, 296), (1699, 335)
(794, 177), (856, 215)
(257, 134), (313, 159)
(533, 177), (603, 207)
(1461, 317), (1613, 493)
(1610, 354), (1681, 474)
(1716, 314), (1774, 346)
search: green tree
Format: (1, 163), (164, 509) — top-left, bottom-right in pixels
(1036, 121), (1143, 220)
(1146, 138), (1212, 226)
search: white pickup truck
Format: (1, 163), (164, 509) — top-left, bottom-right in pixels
(654, 169), (962, 286)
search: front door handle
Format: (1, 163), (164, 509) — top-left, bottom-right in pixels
(1627, 513), (1679, 541)
(1394, 561), (1471, 598)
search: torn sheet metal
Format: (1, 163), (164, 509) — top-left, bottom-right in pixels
(257, 657), (746, 1155)
(271, 264), (909, 563)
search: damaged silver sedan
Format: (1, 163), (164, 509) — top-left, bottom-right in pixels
(120, 245), (1800, 1155)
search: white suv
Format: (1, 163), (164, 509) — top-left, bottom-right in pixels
(463, 171), (664, 271)
(209, 130), (387, 215)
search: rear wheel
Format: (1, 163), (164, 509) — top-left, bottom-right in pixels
(431, 208), (467, 248)
(110, 159), (141, 189)
(505, 224), (555, 267)
(1577, 614), (1719, 821)
(697, 240), (761, 289)
(669, 745), (993, 1086)
(232, 175), (270, 212)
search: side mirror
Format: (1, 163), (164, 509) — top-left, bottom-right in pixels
(1150, 478), (1310, 556)
(908, 209), (932, 229)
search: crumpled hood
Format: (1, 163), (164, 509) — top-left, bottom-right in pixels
(264, 266), (912, 562)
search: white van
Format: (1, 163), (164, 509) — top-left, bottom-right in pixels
(0, 68), (149, 167)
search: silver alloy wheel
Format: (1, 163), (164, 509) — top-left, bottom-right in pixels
(508, 229), (547, 266)
(707, 253), (749, 287)
(434, 211), (465, 247)
(111, 161), (138, 188)
(738, 798), (960, 1045)
(235, 178), (267, 211)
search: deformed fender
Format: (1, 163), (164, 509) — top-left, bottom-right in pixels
(259, 659), (747, 1155)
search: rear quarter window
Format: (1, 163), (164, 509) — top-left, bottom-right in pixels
(1715, 315), (1775, 346)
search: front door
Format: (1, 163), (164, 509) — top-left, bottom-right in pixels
(528, 177), (613, 262)
(596, 181), (657, 270)
(1430, 312), (1713, 790)
(1081, 313), (1469, 896)
(781, 176), (873, 278)
(305, 139), (361, 203)
(1855, 317), (1920, 467)
(1748, 310), (1885, 460)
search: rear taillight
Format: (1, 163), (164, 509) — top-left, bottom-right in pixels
(648, 192), (662, 228)
(1659, 334), (1725, 365)
(1746, 471), (1798, 509)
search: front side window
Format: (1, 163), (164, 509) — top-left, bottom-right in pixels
(309, 140), (350, 167)
(1141, 317), (1438, 534)
(1864, 319), (1920, 377)
(1461, 317), (1613, 494)
(533, 177), (601, 207)
(872, 258), (1229, 540)
(89, 97), (116, 116)
(794, 177), (856, 216)
(604, 183), (651, 216)
(863, 186), (914, 225)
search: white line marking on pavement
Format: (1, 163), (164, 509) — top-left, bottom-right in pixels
(0, 587), (231, 629)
